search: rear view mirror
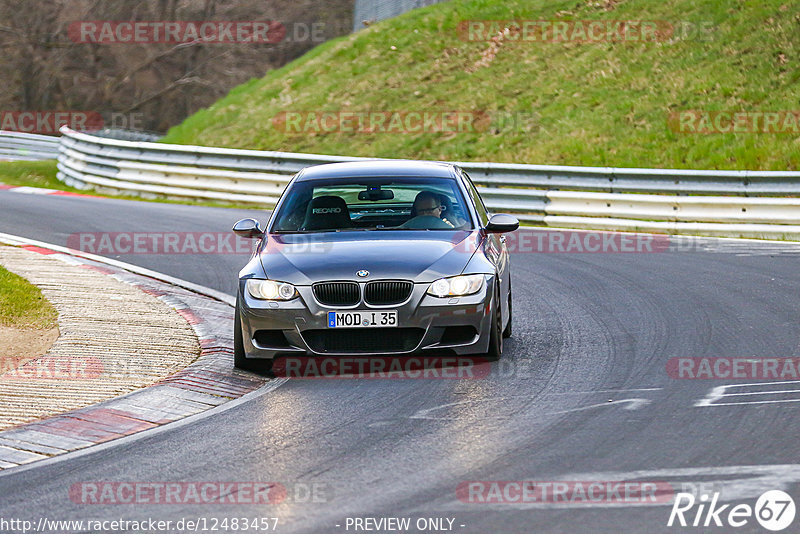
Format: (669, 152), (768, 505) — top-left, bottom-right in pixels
(232, 218), (264, 239)
(358, 188), (394, 201)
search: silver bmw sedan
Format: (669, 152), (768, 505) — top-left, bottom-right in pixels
(232, 160), (518, 373)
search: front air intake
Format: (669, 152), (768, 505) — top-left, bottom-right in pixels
(301, 328), (424, 353)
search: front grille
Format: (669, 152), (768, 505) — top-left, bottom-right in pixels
(302, 328), (424, 354)
(364, 281), (413, 305)
(313, 282), (360, 306)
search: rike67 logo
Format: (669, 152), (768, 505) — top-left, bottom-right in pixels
(668, 490), (795, 531)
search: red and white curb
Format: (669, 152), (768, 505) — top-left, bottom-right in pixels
(0, 183), (100, 199)
(0, 235), (277, 470)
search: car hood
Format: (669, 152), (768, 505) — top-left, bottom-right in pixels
(258, 230), (482, 285)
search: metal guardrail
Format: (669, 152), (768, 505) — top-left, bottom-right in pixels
(55, 126), (800, 240)
(353, 0), (448, 31)
(0, 131), (60, 161)
(89, 129), (163, 143)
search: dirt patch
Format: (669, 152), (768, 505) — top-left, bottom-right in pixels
(0, 325), (59, 371)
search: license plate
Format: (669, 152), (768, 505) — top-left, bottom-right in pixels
(327, 310), (398, 328)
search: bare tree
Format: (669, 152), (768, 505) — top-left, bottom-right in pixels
(0, 0), (354, 132)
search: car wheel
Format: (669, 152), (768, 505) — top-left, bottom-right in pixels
(503, 279), (512, 339)
(485, 285), (503, 361)
(233, 296), (272, 373)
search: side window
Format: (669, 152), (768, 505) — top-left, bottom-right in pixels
(462, 171), (489, 226)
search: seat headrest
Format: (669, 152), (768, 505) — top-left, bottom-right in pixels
(302, 195), (352, 231)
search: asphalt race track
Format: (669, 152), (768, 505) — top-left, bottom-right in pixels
(1, 190), (799, 533)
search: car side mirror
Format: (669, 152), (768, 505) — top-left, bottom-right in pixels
(232, 218), (264, 239)
(484, 213), (519, 234)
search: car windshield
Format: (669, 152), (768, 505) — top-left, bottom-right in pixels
(270, 176), (474, 233)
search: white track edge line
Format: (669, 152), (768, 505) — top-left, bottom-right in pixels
(0, 232), (235, 306)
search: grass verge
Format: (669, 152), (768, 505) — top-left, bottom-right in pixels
(0, 261), (57, 329)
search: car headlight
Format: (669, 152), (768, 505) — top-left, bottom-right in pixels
(427, 274), (484, 297)
(246, 279), (298, 301)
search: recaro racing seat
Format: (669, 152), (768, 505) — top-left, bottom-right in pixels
(301, 195), (352, 231)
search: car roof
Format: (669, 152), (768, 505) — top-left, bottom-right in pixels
(295, 160), (460, 181)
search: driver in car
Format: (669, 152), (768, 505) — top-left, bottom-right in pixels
(402, 191), (464, 228)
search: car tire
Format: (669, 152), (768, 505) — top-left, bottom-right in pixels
(503, 279), (512, 339)
(233, 296), (272, 374)
(485, 285), (503, 361)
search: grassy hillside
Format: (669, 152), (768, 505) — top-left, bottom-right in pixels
(163, 0), (800, 171)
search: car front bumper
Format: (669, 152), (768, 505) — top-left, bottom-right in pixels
(238, 275), (495, 361)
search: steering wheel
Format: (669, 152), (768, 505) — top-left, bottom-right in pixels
(400, 215), (453, 230)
